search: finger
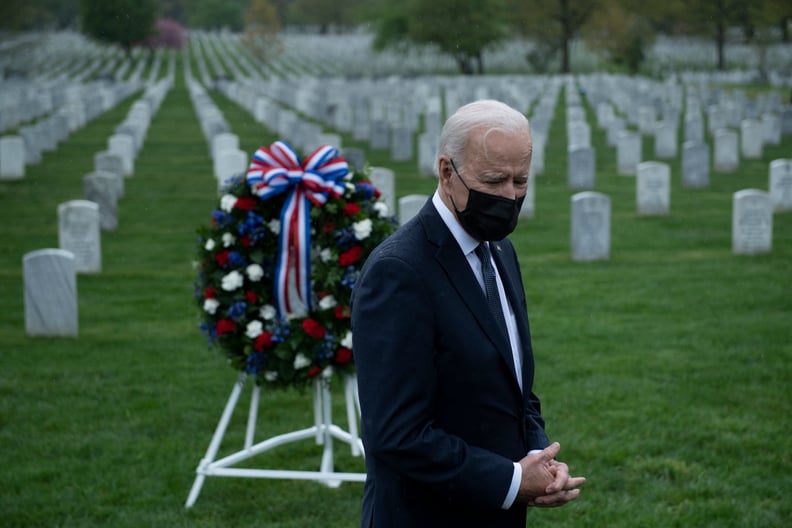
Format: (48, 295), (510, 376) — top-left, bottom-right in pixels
(565, 476), (586, 490)
(539, 442), (560, 462)
(533, 488), (580, 507)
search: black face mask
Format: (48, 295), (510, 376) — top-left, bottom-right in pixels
(449, 159), (525, 241)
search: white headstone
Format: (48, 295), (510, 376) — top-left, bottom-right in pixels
(568, 146), (596, 190)
(58, 200), (102, 273)
(681, 142), (710, 189)
(418, 132), (438, 177)
(0, 135), (25, 179)
(714, 129), (739, 172)
(654, 121), (678, 159)
(211, 132), (239, 160)
(636, 161), (671, 215)
(94, 151), (125, 198)
(390, 126), (413, 161)
(571, 191), (611, 262)
(567, 121), (591, 151)
(761, 113), (781, 146)
(108, 133), (135, 176)
(617, 131), (642, 175)
(83, 171), (120, 231)
(369, 166), (396, 215)
(398, 194), (428, 226)
(769, 159), (792, 213)
(732, 189), (772, 255)
(214, 148), (247, 190)
(341, 147), (366, 172)
(739, 119), (763, 159)
(518, 172), (536, 219)
(23, 248), (78, 337)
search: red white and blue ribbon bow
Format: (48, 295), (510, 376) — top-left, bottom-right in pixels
(246, 141), (348, 318)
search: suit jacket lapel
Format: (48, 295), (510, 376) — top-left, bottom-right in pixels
(419, 203), (521, 388)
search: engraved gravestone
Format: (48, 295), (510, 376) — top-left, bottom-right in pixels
(606, 117), (625, 147)
(571, 192), (611, 262)
(567, 121), (591, 150)
(681, 142), (710, 189)
(214, 148), (247, 190)
(740, 119), (763, 159)
(684, 114), (704, 144)
(23, 249), (78, 337)
(518, 171), (536, 219)
(769, 159), (792, 213)
(398, 194), (429, 226)
(732, 189), (772, 255)
(369, 120), (389, 150)
(341, 147), (366, 172)
(369, 166), (396, 215)
(94, 151), (125, 198)
(761, 113), (781, 146)
(714, 129), (739, 172)
(83, 171), (119, 231)
(390, 126), (413, 161)
(418, 132), (438, 177)
(568, 146), (596, 190)
(617, 131), (642, 175)
(58, 200), (102, 273)
(108, 133), (135, 176)
(0, 135), (25, 179)
(654, 121), (677, 159)
(636, 161), (670, 215)
(531, 133), (545, 176)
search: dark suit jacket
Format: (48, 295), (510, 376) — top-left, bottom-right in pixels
(351, 199), (550, 528)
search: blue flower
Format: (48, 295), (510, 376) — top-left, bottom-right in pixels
(356, 182), (376, 200)
(238, 211), (268, 242)
(212, 210), (233, 228)
(228, 251), (247, 268)
(227, 301), (247, 322)
(246, 351), (268, 374)
(199, 321), (217, 345)
(341, 266), (358, 289)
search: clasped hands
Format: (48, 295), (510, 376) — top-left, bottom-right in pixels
(516, 442), (586, 508)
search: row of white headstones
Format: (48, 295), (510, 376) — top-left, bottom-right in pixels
(188, 31), (792, 263)
(17, 46), (176, 337)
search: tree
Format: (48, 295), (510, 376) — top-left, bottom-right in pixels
(288, 0), (365, 32)
(584, 0), (653, 74)
(79, 0), (158, 52)
(186, 0), (246, 31)
(242, 0), (282, 61)
(511, 0), (598, 73)
(369, 0), (510, 74)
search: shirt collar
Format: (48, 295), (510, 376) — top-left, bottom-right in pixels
(432, 191), (479, 257)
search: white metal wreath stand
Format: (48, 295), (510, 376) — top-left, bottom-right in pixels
(185, 370), (366, 508)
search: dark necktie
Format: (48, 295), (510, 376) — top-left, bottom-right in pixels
(475, 243), (509, 340)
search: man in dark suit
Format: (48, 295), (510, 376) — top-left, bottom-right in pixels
(351, 99), (585, 527)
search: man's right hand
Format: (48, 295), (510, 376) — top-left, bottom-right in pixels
(515, 442), (586, 507)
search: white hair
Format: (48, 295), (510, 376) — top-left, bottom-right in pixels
(436, 99), (530, 174)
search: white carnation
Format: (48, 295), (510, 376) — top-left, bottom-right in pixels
(268, 219), (281, 235)
(373, 201), (389, 217)
(203, 298), (220, 314)
(204, 238), (216, 251)
(264, 371), (278, 381)
(319, 248), (332, 263)
(319, 295), (337, 310)
(322, 366), (334, 378)
(245, 320), (263, 339)
(246, 263), (264, 282)
(259, 304), (276, 320)
(341, 330), (353, 349)
(353, 218), (373, 240)
(222, 232), (236, 247)
(220, 194), (238, 212)
(221, 270), (244, 291)
(293, 353), (311, 370)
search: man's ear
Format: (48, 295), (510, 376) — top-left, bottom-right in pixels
(438, 156), (453, 182)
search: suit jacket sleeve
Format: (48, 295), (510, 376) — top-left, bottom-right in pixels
(352, 250), (516, 511)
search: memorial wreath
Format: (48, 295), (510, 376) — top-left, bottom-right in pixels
(195, 141), (396, 389)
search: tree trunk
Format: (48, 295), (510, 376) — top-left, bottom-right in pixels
(716, 21), (726, 70)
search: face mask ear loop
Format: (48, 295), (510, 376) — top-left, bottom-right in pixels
(448, 158), (469, 213)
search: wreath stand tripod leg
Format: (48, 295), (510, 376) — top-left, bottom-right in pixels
(185, 371), (365, 508)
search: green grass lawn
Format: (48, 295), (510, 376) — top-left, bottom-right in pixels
(1, 52), (790, 527)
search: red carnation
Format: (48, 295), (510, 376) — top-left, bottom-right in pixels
(216, 319), (236, 335)
(254, 331), (274, 351)
(322, 222), (335, 233)
(302, 318), (326, 339)
(204, 287), (216, 299)
(241, 235), (252, 247)
(245, 291), (258, 304)
(338, 245), (363, 266)
(343, 202), (361, 216)
(235, 197), (258, 210)
(335, 347), (352, 364)
(334, 305), (349, 320)
(215, 250), (230, 267)
(307, 367), (322, 378)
